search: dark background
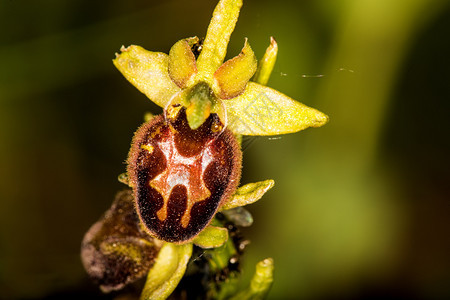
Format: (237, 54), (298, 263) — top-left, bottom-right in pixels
(1, 0), (449, 299)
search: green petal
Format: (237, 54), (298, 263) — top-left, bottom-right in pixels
(253, 37), (278, 86)
(140, 243), (193, 300)
(168, 38), (198, 88)
(195, 0), (243, 83)
(213, 39), (257, 99)
(113, 45), (180, 108)
(224, 82), (329, 135)
(222, 180), (274, 210)
(192, 225), (229, 249)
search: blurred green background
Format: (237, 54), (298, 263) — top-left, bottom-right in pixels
(1, 0), (450, 299)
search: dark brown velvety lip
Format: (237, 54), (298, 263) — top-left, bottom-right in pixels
(127, 108), (242, 243)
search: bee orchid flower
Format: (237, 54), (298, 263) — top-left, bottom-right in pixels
(82, 0), (328, 299)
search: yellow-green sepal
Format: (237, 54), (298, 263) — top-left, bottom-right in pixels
(192, 225), (229, 249)
(224, 82), (329, 135)
(222, 180), (274, 210)
(113, 45), (180, 108)
(140, 243), (193, 300)
(195, 0), (243, 84)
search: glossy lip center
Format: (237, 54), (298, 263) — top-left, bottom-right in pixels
(149, 131), (214, 228)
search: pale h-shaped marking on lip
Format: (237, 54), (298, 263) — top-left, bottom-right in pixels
(149, 136), (214, 228)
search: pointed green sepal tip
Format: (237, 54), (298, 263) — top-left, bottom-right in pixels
(113, 45), (180, 108)
(224, 82), (329, 135)
(213, 38), (257, 99)
(168, 38), (198, 88)
(222, 180), (275, 210)
(140, 243), (193, 300)
(253, 36), (278, 86)
(192, 225), (229, 249)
